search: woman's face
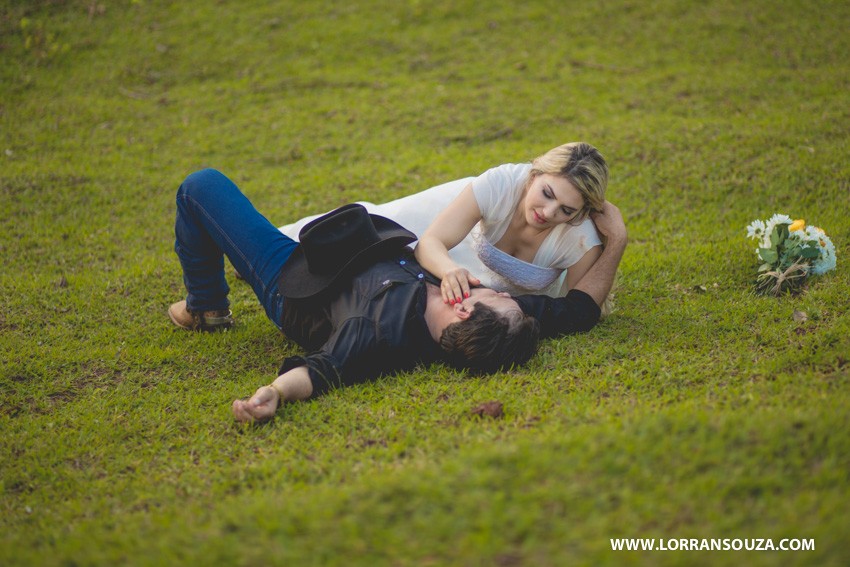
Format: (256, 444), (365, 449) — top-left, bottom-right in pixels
(523, 173), (584, 230)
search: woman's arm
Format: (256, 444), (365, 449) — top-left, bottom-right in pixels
(414, 183), (484, 304)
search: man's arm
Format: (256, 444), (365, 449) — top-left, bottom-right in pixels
(231, 366), (313, 423)
(514, 201), (627, 338)
(571, 201), (627, 306)
(233, 314), (410, 422)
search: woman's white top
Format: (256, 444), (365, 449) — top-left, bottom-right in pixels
(279, 163), (602, 297)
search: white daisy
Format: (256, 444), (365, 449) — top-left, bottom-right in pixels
(768, 213), (792, 226)
(761, 213), (792, 249)
(746, 219), (766, 240)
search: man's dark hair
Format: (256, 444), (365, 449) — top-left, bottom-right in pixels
(439, 304), (541, 373)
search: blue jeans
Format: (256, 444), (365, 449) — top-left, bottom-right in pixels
(174, 168), (298, 329)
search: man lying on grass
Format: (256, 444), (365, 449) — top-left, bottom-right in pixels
(167, 169), (627, 423)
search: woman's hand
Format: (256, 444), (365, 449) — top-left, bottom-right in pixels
(414, 184), (485, 302)
(232, 385), (280, 423)
(441, 267), (481, 304)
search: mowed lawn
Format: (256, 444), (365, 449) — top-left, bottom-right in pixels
(1, 1), (849, 565)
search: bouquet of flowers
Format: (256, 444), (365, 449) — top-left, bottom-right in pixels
(746, 214), (836, 296)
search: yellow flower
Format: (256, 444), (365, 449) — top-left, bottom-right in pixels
(789, 219), (805, 232)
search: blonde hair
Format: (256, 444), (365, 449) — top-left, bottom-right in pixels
(530, 142), (614, 317)
(528, 142), (608, 223)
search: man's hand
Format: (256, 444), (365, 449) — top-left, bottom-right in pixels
(590, 201), (627, 245)
(232, 385), (280, 423)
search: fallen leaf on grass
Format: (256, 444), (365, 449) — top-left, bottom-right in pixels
(471, 401), (503, 418)
(792, 310), (808, 323)
(522, 416), (541, 429)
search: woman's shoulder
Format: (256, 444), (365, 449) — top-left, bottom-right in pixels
(472, 162), (531, 214)
(473, 162), (531, 190)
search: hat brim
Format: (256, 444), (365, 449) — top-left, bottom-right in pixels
(277, 215), (416, 299)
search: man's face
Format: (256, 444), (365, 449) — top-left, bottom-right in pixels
(425, 285), (524, 343)
(462, 288), (522, 318)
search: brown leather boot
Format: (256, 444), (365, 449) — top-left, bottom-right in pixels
(168, 300), (233, 331)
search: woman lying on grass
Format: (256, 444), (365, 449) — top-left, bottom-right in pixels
(279, 142), (613, 312)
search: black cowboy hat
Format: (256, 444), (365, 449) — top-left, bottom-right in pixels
(277, 203), (416, 299)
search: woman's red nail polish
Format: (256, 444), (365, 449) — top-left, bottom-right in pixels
(464, 292), (470, 298)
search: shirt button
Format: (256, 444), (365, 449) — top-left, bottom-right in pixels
(417, 273), (424, 279)
(399, 260), (406, 265)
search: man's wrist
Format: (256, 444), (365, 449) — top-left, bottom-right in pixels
(268, 381), (284, 404)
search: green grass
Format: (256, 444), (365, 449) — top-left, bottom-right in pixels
(2, 0), (849, 565)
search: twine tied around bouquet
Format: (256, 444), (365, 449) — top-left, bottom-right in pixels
(758, 260), (809, 296)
